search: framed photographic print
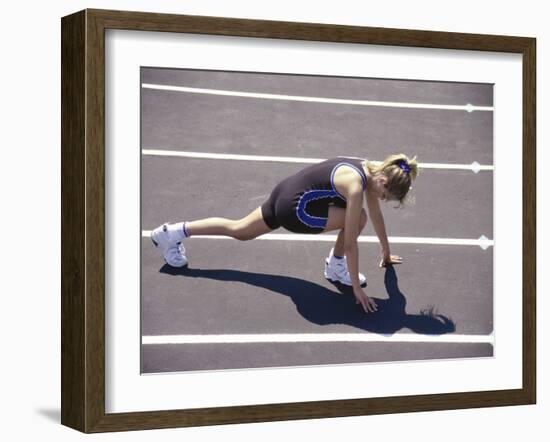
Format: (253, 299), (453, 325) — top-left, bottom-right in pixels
(61, 9), (536, 433)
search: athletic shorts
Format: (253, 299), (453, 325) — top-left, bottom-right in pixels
(260, 181), (346, 234)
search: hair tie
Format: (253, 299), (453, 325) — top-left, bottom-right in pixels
(397, 160), (411, 174)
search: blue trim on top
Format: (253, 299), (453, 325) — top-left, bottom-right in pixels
(330, 162), (367, 200)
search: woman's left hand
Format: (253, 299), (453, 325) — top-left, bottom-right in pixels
(379, 254), (403, 267)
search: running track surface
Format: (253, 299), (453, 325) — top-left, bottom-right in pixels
(140, 67), (494, 373)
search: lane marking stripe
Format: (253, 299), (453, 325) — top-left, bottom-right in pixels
(142, 333), (494, 345)
(142, 149), (494, 172)
(142, 231), (494, 248)
(142, 83), (494, 112)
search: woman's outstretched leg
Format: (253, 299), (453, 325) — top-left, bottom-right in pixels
(151, 207), (273, 267)
(186, 207), (273, 240)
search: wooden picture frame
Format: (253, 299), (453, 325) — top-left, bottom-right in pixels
(61, 8), (536, 433)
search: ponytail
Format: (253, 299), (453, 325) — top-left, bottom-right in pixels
(367, 153), (419, 204)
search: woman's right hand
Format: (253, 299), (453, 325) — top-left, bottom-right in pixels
(353, 287), (378, 313)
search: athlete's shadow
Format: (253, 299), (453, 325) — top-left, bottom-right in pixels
(160, 264), (455, 335)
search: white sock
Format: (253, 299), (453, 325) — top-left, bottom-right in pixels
(168, 222), (189, 240)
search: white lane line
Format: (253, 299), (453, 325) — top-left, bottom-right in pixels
(142, 333), (494, 345)
(142, 150), (494, 173)
(142, 149), (324, 164)
(142, 83), (494, 112)
(142, 231), (494, 248)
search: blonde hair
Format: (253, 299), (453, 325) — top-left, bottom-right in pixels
(367, 154), (419, 205)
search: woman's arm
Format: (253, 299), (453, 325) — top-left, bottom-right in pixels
(365, 192), (390, 255)
(344, 184), (377, 313)
(366, 192), (403, 266)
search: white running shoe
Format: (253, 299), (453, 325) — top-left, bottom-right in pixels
(324, 248), (367, 286)
(151, 223), (188, 268)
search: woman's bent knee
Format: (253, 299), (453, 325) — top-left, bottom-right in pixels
(232, 208), (273, 240)
(234, 231), (256, 241)
(231, 221), (259, 241)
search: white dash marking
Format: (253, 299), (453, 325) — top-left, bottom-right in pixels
(478, 235), (492, 250)
(142, 332), (494, 345)
(142, 83), (494, 112)
(143, 231), (494, 248)
(471, 161), (481, 174)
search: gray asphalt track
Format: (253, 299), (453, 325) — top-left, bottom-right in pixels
(140, 67), (494, 373)
(142, 89), (493, 165)
(141, 68), (494, 106)
(141, 157), (493, 239)
(142, 342), (493, 373)
(141, 240), (492, 335)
